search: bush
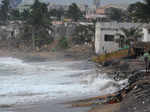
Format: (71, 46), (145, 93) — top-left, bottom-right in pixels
(19, 25), (54, 49)
(72, 25), (94, 45)
(92, 49), (134, 63)
(58, 37), (69, 49)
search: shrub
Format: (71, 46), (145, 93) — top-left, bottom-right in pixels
(92, 49), (134, 63)
(58, 37), (69, 49)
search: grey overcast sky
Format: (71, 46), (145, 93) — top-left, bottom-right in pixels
(0, 0), (143, 5)
(36, 0), (143, 5)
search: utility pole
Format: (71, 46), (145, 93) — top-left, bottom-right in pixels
(93, 0), (101, 9)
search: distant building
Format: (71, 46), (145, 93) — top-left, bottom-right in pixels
(0, 21), (22, 40)
(16, 0), (32, 12)
(86, 4), (128, 21)
(17, 4), (31, 12)
(47, 3), (68, 11)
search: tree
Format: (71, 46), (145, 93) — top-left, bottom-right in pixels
(24, 0), (52, 50)
(10, 9), (21, 20)
(116, 27), (143, 49)
(21, 9), (31, 21)
(128, 0), (150, 22)
(67, 3), (83, 21)
(29, 0), (49, 27)
(49, 8), (65, 20)
(0, 0), (10, 23)
(116, 27), (143, 56)
(106, 7), (127, 22)
(72, 24), (95, 45)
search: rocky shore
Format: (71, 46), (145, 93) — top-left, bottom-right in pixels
(69, 57), (150, 112)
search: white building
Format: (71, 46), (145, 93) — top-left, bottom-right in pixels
(16, 0), (32, 12)
(0, 21), (21, 40)
(143, 25), (150, 42)
(95, 22), (146, 54)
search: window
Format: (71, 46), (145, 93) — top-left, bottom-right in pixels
(104, 35), (114, 41)
(148, 29), (150, 34)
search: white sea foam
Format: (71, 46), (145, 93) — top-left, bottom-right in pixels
(0, 57), (127, 106)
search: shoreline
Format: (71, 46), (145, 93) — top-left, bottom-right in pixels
(0, 48), (96, 112)
(1, 48), (148, 112)
(0, 48), (122, 112)
(71, 56), (150, 112)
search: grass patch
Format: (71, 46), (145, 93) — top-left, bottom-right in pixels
(93, 49), (134, 63)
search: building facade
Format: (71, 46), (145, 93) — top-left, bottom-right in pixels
(143, 25), (150, 42)
(95, 22), (145, 54)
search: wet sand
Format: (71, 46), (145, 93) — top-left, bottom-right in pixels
(3, 101), (90, 112)
(88, 103), (120, 112)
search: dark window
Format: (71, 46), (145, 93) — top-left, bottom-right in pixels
(104, 35), (114, 41)
(148, 29), (150, 34)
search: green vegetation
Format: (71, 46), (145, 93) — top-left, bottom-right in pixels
(67, 3), (84, 21)
(106, 8), (127, 22)
(21, 9), (31, 21)
(10, 9), (21, 20)
(49, 8), (65, 21)
(58, 37), (69, 49)
(116, 27), (143, 48)
(0, 0), (90, 51)
(128, 0), (150, 22)
(72, 24), (95, 45)
(93, 49), (134, 63)
(23, 0), (53, 50)
(0, 0), (10, 23)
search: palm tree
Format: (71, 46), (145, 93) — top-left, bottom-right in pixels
(116, 27), (143, 47)
(116, 27), (143, 56)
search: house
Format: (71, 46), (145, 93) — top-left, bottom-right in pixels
(86, 4), (127, 22)
(95, 22), (145, 54)
(143, 24), (150, 42)
(0, 21), (22, 40)
(86, 6), (107, 21)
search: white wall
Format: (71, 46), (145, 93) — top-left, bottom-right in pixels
(95, 22), (119, 54)
(95, 23), (101, 54)
(95, 22), (144, 55)
(143, 28), (150, 42)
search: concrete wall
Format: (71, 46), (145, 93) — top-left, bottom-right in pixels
(0, 24), (20, 40)
(143, 28), (150, 42)
(52, 23), (76, 40)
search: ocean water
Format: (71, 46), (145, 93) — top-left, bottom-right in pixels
(0, 57), (127, 107)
